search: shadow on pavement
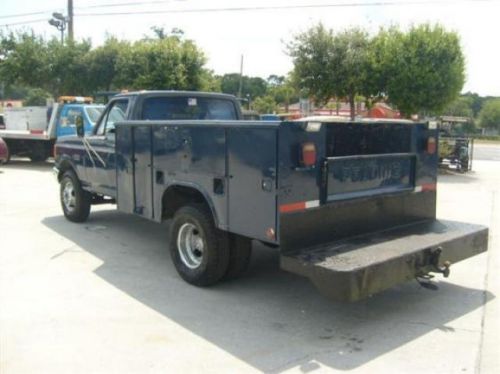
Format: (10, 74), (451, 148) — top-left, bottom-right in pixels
(42, 210), (493, 372)
(1, 158), (54, 172)
(438, 169), (477, 184)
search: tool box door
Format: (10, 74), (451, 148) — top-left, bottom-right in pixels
(227, 128), (277, 242)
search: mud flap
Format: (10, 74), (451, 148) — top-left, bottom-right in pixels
(280, 220), (488, 302)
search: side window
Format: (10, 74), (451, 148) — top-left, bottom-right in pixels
(97, 99), (129, 135)
(66, 108), (84, 127)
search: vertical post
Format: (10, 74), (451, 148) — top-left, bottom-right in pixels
(61, 28), (64, 44)
(68, 0), (74, 41)
(237, 54), (244, 98)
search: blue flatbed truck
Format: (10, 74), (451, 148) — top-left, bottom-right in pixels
(0, 96), (104, 162)
(53, 91), (488, 301)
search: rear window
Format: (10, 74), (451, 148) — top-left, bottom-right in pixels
(142, 96), (237, 120)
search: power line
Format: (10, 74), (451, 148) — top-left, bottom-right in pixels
(74, 0), (500, 17)
(76, 0), (182, 10)
(0, 10), (52, 20)
(0, 18), (48, 27)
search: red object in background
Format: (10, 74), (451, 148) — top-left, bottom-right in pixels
(0, 137), (9, 163)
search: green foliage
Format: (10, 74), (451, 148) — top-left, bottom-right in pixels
(0, 31), (49, 88)
(24, 88), (51, 106)
(462, 92), (485, 117)
(115, 36), (206, 90)
(219, 73), (268, 98)
(84, 37), (129, 92)
(442, 96), (473, 118)
(384, 24), (465, 117)
(0, 28), (209, 98)
(45, 38), (92, 96)
(288, 23), (465, 118)
(252, 95), (277, 114)
(479, 99), (500, 130)
(289, 25), (374, 119)
(287, 24), (336, 106)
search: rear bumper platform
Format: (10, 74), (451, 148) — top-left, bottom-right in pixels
(280, 220), (488, 302)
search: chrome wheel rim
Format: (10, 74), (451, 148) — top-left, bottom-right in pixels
(177, 223), (204, 269)
(62, 180), (76, 212)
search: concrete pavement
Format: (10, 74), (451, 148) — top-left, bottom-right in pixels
(0, 150), (498, 373)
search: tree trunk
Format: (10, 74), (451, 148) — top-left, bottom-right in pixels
(349, 94), (355, 120)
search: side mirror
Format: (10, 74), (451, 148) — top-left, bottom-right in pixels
(75, 115), (84, 138)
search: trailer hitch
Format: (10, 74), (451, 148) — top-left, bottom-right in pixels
(416, 247), (451, 278)
(429, 247), (451, 278)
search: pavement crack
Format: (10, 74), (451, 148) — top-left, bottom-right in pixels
(50, 246), (82, 260)
(474, 190), (496, 374)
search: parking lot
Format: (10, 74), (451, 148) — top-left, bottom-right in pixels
(0, 143), (499, 374)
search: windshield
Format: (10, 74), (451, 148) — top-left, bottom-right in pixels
(84, 105), (105, 124)
(142, 96), (237, 120)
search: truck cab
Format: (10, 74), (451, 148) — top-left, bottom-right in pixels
(56, 91), (242, 197)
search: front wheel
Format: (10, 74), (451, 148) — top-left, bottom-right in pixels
(169, 204), (230, 286)
(60, 170), (91, 222)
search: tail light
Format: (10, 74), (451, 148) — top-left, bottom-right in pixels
(301, 142), (317, 167)
(427, 137), (437, 154)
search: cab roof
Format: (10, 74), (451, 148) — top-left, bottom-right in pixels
(114, 90), (237, 101)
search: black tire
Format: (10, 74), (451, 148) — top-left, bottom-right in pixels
(29, 142), (49, 162)
(223, 234), (252, 280)
(60, 170), (91, 222)
(169, 204), (230, 286)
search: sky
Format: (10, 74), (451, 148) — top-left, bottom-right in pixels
(1, 0), (500, 96)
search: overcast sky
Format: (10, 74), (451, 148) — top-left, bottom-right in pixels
(2, 0), (499, 96)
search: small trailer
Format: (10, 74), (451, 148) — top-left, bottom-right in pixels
(54, 91), (488, 301)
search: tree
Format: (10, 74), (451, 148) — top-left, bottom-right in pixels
(0, 31), (49, 89)
(114, 35), (207, 90)
(267, 76), (298, 112)
(85, 37), (129, 92)
(45, 38), (92, 96)
(288, 24), (372, 119)
(219, 73), (267, 98)
(383, 24), (465, 117)
(252, 95), (277, 114)
(24, 88), (51, 106)
(479, 99), (500, 130)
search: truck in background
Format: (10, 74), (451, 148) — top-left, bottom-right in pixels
(0, 96), (105, 163)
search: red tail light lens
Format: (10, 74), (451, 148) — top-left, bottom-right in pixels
(427, 137), (437, 154)
(301, 142), (317, 167)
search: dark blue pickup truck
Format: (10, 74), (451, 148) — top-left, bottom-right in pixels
(54, 91), (488, 301)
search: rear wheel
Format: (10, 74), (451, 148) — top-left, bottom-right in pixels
(29, 142), (49, 162)
(60, 170), (91, 222)
(169, 204), (229, 286)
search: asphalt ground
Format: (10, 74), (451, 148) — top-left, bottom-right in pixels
(1, 143), (499, 373)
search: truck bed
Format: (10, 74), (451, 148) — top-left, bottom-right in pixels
(280, 219), (488, 301)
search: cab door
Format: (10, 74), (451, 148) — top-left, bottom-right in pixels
(84, 98), (130, 197)
(56, 105), (84, 138)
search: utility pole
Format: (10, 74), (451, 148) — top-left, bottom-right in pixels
(237, 54), (244, 98)
(67, 0), (74, 41)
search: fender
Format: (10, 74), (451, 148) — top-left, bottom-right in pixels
(158, 181), (222, 229)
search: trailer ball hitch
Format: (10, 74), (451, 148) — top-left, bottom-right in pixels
(429, 247), (451, 278)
